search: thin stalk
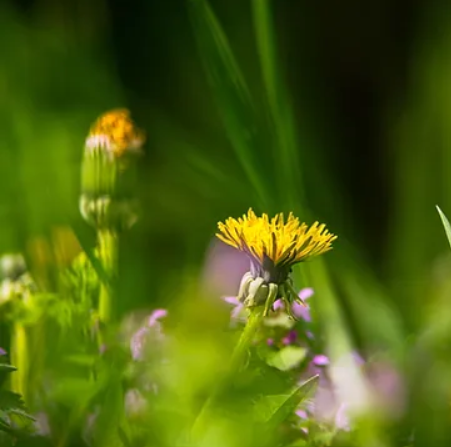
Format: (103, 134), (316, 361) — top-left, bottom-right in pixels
(10, 322), (29, 402)
(191, 308), (264, 438)
(97, 229), (118, 323)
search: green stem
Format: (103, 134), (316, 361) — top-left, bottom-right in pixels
(191, 308), (264, 438)
(10, 322), (29, 402)
(97, 229), (118, 323)
(229, 308), (264, 373)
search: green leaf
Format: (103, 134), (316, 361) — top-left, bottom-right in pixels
(50, 378), (102, 406)
(93, 372), (124, 447)
(0, 364), (17, 374)
(63, 354), (96, 367)
(253, 394), (293, 423)
(436, 205), (451, 249)
(266, 375), (318, 429)
(0, 390), (34, 434)
(0, 390), (26, 411)
(266, 346), (307, 371)
(0, 410), (11, 430)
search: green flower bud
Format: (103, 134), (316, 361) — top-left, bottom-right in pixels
(80, 109), (145, 231)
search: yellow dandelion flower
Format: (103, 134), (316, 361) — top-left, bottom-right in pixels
(86, 109), (145, 157)
(216, 208), (337, 316)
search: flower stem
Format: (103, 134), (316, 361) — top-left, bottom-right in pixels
(229, 308), (264, 373)
(10, 322), (29, 402)
(191, 308), (264, 438)
(97, 229), (118, 323)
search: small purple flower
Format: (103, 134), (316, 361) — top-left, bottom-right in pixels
(273, 299), (285, 311)
(296, 409), (308, 420)
(305, 330), (314, 340)
(266, 338), (274, 346)
(131, 326), (150, 360)
(282, 330), (298, 345)
(299, 288), (314, 302)
(335, 403), (351, 431)
(313, 354), (330, 366)
(130, 309), (168, 360)
(0, 347), (6, 356)
(292, 288), (313, 321)
(34, 412), (50, 437)
(223, 296), (246, 323)
(124, 388), (148, 418)
(148, 309), (168, 327)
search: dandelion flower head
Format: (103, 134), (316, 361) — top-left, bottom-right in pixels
(86, 109), (145, 157)
(216, 208), (336, 283)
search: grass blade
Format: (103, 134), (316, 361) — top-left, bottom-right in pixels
(188, 0), (269, 208)
(436, 205), (451, 249)
(265, 375), (318, 429)
(251, 0), (304, 210)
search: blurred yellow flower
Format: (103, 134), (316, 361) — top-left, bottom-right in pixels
(86, 109), (145, 157)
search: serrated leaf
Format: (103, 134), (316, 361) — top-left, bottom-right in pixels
(266, 346), (307, 371)
(0, 390), (26, 411)
(436, 205), (451, 249)
(0, 410), (10, 429)
(0, 363), (17, 388)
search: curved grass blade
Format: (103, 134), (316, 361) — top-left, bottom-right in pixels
(436, 205), (451, 249)
(251, 0), (304, 211)
(265, 374), (318, 430)
(188, 0), (269, 208)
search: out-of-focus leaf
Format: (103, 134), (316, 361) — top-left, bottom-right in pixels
(0, 390), (34, 436)
(267, 375), (318, 426)
(0, 364), (17, 374)
(285, 440), (308, 447)
(266, 346), (307, 371)
(50, 378), (102, 406)
(0, 390), (26, 411)
(436, 205), (451, 249)
(63, 355), (96, 368)
(93, 372), (124, 447)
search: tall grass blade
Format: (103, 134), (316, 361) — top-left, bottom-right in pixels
(436, 205), (451, 249)
(251, 0), (304, 210)
(188, 0), (269, 208)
